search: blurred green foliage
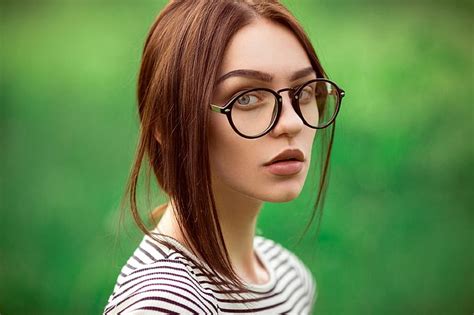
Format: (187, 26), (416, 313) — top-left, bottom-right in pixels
(1, 1), (473, 314)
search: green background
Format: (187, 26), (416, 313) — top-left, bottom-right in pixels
(1, 1), (472, 314)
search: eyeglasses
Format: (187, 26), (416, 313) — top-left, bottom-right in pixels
(209, 78), (345, 139)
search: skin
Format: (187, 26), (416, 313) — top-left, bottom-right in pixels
(157, 18), (317, 285)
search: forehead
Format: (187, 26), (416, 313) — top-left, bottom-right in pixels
(218, 18), (312, 81)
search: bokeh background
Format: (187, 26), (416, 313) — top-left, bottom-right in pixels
(1, 0), (473, 314)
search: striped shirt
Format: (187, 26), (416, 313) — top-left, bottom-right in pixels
(103, 231), (317, 314)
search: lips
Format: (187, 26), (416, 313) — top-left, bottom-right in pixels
(263, 149), (305, 176)
(264, 149), (305, 166)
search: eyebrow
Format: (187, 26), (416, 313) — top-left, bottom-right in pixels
(215, 66), (315, 85)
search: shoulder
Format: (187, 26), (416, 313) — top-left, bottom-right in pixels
(104, 235), (219, 315)
(255, 234), (315, 278)
(255, 235), (318, 307)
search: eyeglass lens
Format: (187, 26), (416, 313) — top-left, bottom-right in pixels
(230, 81), (339, 137)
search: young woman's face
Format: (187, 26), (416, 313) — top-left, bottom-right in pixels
(209, 18), (317, 203)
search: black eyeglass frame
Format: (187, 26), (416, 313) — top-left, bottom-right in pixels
(209, 78), (346, 139)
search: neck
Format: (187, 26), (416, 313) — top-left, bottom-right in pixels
(156, 182), (269, 285)
(213, 179), (263, 280)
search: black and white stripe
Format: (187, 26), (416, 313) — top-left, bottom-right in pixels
(104, 233), (316, 314)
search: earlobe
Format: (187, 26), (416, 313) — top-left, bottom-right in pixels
(154, 129), (162, 145)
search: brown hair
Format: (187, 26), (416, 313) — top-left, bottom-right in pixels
(122, 0), (335, 301)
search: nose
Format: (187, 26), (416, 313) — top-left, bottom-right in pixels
(269, 89), (304, 138)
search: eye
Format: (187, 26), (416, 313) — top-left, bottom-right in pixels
(236, 94), (259, 106)
(299, 86), (314, 103)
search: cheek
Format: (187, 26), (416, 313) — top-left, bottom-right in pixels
(208, 115), (262, 185)
(209, 115), (247, 169)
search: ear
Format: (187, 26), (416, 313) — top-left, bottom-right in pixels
(154, 128), (162, 145)
(149, 202), (167, 222)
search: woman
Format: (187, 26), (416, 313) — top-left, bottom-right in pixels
(104, 0), (345, 314)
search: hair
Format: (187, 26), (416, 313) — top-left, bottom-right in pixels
(121, 0), (335, 302)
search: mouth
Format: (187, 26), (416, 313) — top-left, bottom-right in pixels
(264, 148), (305, 166)
(263, 149), (305, 176)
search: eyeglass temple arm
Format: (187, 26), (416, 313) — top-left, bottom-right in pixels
(209, 104), (230, 114)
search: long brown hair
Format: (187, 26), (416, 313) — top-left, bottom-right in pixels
(122, 0), (334, 301)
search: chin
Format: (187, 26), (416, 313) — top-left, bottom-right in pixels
(261, 185), (303, 203)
